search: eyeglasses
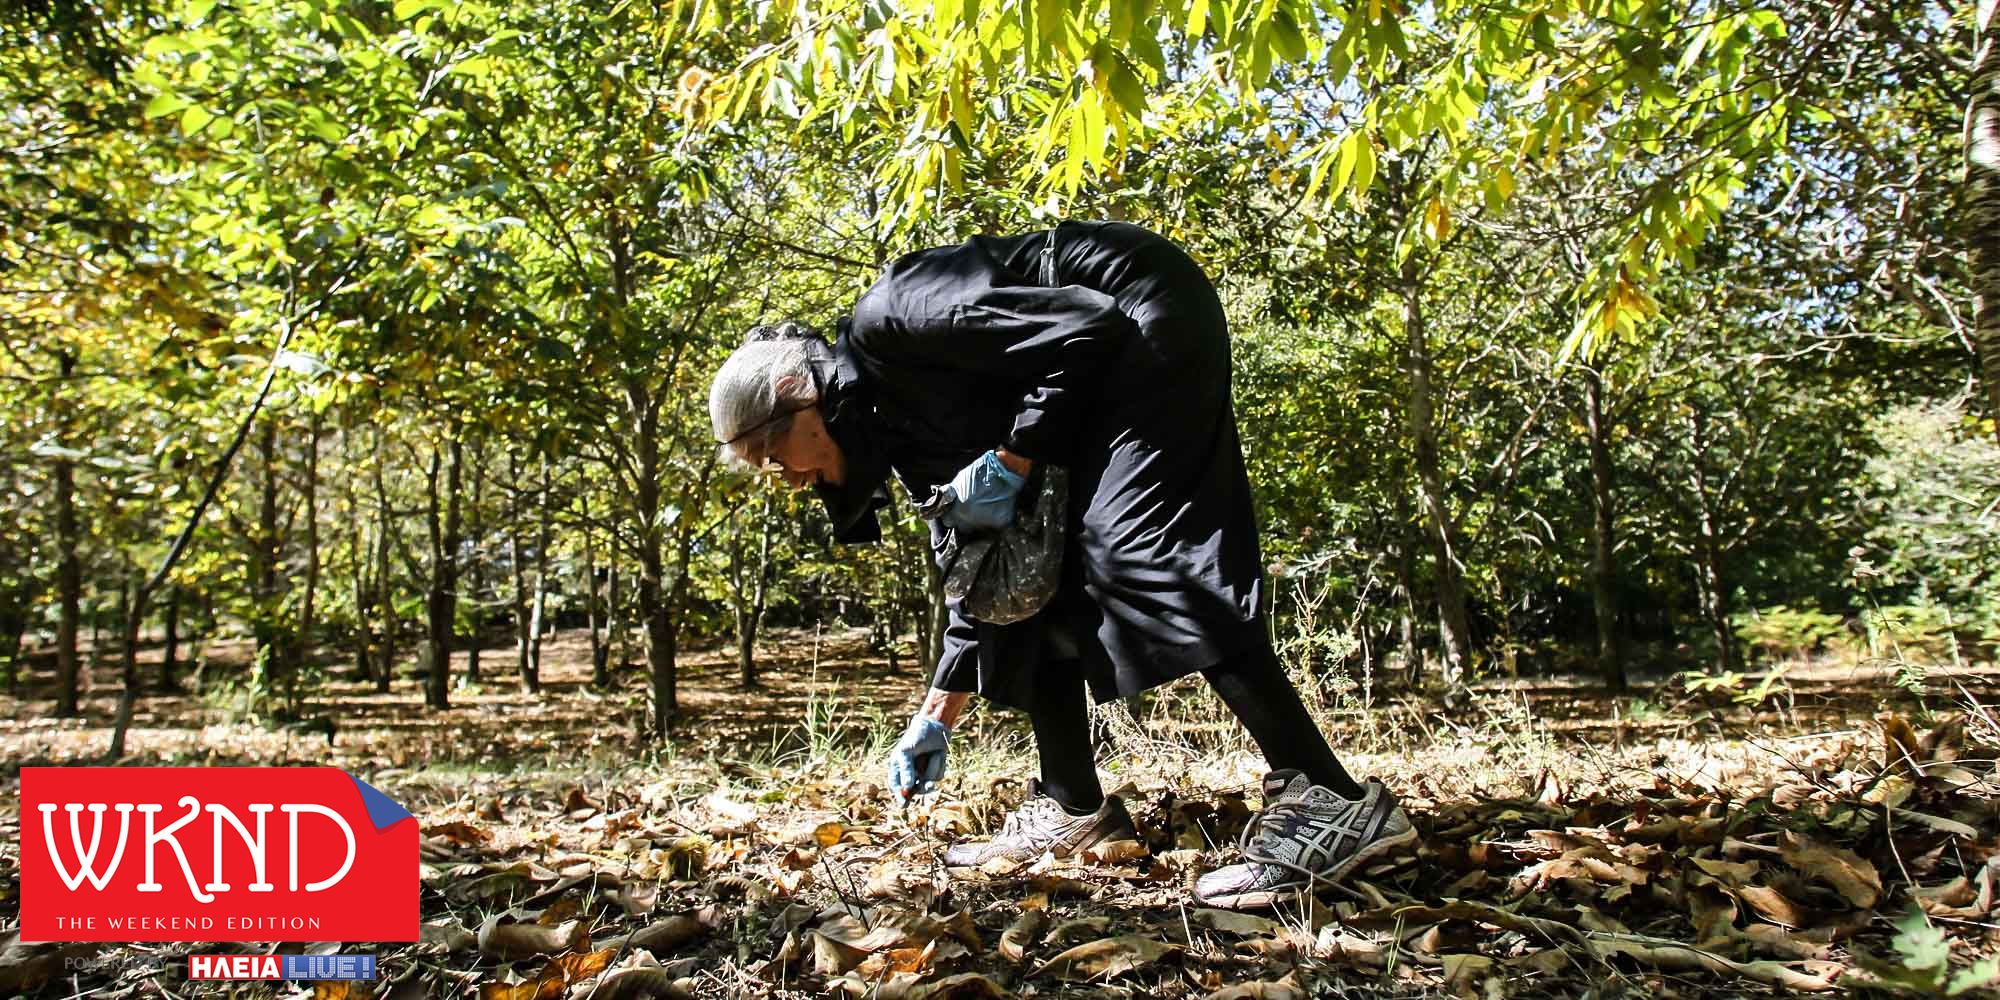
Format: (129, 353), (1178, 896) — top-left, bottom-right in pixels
(721, 404), (810, 472)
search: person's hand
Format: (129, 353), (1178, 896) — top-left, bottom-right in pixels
(941, 450), (1025, 532)
(888, 715), (951, 799)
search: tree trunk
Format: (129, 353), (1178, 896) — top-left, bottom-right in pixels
(632, 399), (674, 734)
(729, 509), (751, 685)
(924, 556), (947, 673)
(1389, 477), (1421, 680)
(1689, 414), (1741, 675)
(343, 426), (374, 683)
(509, 451), (536, 693)
(659, 463), (709, 732)
(736, 489), (774, 688)
(107, 575), (151, 760)
(1971, 0), (2000, 442)
(194, 593), (215, 694)
(465, 440), (485, 682)
(2, 610), (26, 693)
(602, 560), (621, 686)
(1695, 534), (1740, 676)
(371, 424), (395, 693)
(1584, 366), (1626, 690)
(422, 433), (462, 710)
(87, 599), (102, 695)
(157, 587), (180, 693)
(1400, 275), (1474, 685)
(585, 496), (608, 687)
(527, 460), (552, 688)
(54, 350), (82, 718)
(300, 411), (321, 664)
(252, 420), (281, 706)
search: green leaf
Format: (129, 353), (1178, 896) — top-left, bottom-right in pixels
(144, 92), (191, 119)
(1270, 12), (1307, 63)
(143, 34), (192, 57)
(1891, 907), (1950, 973)
(1106, 58), (1146, 118)
(1948, 957), (2000, 995)
(179, 104), (214, 135)
(393, 0), (435, 18)
(1349, 131), (1376, 198)
(301, 108), (345, 142)
(1187, 0), (1209, 37)
(1330, 130), (1360, 199)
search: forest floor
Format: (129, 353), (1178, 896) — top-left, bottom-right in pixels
(2, 628), (1999, 998)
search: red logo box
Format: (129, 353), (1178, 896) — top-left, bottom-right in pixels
(19, 767), (418, 942)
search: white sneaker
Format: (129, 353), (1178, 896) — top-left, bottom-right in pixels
(1193, 771), (1415, 910)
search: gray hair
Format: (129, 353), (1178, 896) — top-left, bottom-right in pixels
(708, 321), (832, 469)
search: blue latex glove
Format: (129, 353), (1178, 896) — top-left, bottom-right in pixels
(888, 715), (950, 799)
(941, 450), (1026, 532)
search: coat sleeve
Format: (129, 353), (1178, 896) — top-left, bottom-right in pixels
(854, 276), (1138, 466)
(929, 600), (982, 693)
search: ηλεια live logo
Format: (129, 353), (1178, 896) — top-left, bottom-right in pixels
(19, 768), (418, 942)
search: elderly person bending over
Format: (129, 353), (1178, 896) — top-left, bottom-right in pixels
(707, 220), (1413, 909)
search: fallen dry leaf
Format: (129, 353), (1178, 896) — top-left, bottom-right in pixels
(1205, 976), (1305, 1000)
(1033, 935), (1180, 980)
(999, 909), (1047, 964)
(1589, 936), (1841, 992)
(477, 916), (586, 961)
(1442, 953), (1495, 986)
(1081, 838), (1149, 864)
(1738, 884), (1812, 928)
(1045, 915), (1114, 947)
(1188, 908), (1280, 936)
(1690, 856), (1761, 885)
(617, 914), (707, 955)
(426, 820), (494, 846)
(608, 884), (658, 916)
(1882, 715), (1925, 777)
(1779, 831), (1882, 909)
(451, 861), (562, 904)
(906, 972), (1008, 998)
(585, 967), (696, 1000)
(420, 919), (477, 953)
(812, 931), (870, 976)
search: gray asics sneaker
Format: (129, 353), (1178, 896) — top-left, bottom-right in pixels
(942, 780), (1139, 867)
(1193, 771), (1416, 910)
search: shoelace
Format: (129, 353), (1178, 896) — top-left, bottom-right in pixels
(1233, 793), (1368, 899)
(997, 797), (1065, 848)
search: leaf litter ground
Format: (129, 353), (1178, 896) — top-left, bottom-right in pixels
(2, 629), (1998, 998)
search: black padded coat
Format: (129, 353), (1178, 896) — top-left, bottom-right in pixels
(810, 220), (1267, 711)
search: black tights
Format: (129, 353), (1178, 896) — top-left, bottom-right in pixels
(1027, 633), (1364, 813)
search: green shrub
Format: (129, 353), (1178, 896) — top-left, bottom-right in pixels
(1733, 605), (1849, 660)
(1861, 603), (1968, 663)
